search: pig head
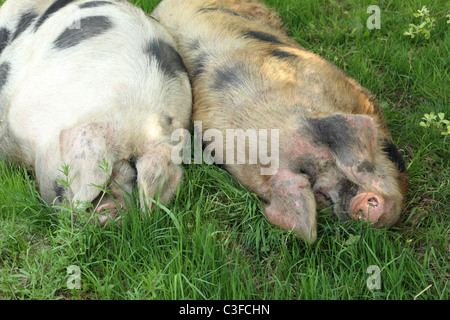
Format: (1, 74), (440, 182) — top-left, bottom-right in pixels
(0, 0), (192, 226)
(279, 113), (407, 235)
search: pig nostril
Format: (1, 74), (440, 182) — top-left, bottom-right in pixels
(368, 197), (378, 207)
(356, 209), (363, 219)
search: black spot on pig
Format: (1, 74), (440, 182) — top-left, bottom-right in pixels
(307, 115), (357, 166)
(35, 0), (77, 31)
(145, 39), (187, 77)
(0, 62), (11, 92)
(337, 179), (359, 220)
(357, 160), (375, 173)
(85, 139), (93, 150)
(188, 42), (213, 77)
(11, 11), (38, 42)
(53, 16), (113, 49)
(79, 1), (112, 8)
(164, 115), (174, 127)
(213, 62), (246, 90)
(188, 40), (201, 51)
(199, 8), (220, 14)
(53, 181), (66, 200)
(382, 138), (406, 173)
(243, 30), (284, 45)
(199, 7), (246, 18)
(192, 53), (209, 77)
(0, 28), (11, 55)
(271, 49), (296, 59)
(74, 151), (86, 160)
(159, 114), (175, 133)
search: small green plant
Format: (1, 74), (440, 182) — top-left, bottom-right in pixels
(54, 164), (77, 230)
(90, 158), (112, 212)
(404, 6), (450, 39)
(53, 159), (113, 229)
(420, 112), (450, 136)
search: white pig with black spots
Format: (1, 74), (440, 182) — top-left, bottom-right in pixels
(0, 0), (192, 225)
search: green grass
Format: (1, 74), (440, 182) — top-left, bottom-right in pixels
(0, 0), (449, 300)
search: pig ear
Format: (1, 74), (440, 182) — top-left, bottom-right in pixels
(307, 114), (377, 169)
(263, 169), (317, 243)
(307, 114), (385, 186)
(381, 138), (406, 173)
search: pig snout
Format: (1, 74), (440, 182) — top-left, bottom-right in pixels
(349, 191), (393, 222)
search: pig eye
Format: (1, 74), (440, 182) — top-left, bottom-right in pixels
(288, 161), (310, 176)
(381, 139), (406, 173)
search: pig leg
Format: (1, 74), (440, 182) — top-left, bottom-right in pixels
(263, 169), (317, 243)
(135, 143), (183, 213)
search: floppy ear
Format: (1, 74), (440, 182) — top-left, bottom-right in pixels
(381, 137), (409, 197)
(135, 143), (184, 212)
(307, 114), (376, 165)
(381, 138), (406, 173)
(263, 169), (317, 243)
(306, 114), (399, 197)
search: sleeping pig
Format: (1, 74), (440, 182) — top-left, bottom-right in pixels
(0, 0), (192, 225)
(153, 0), (408, 242)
